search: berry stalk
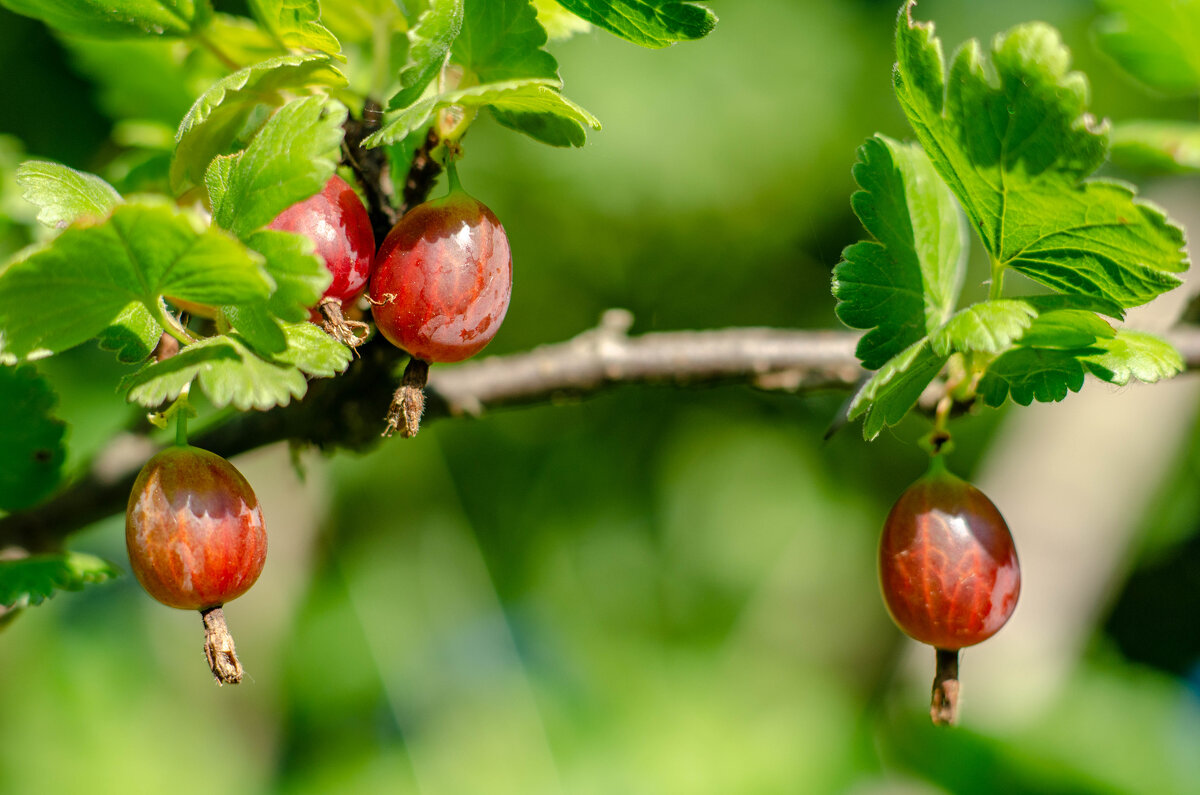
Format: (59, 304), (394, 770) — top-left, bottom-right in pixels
(201, 606), (243, 685)
(931, 647), (960, 726)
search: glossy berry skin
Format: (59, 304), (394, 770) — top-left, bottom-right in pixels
(126, 446), (267, 611)
(879, 467), (1020, 651)
(268, 174), (375, 305)
(368, 190), (512, 363)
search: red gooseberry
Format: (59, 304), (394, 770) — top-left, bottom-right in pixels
(368, 184), (512, 364)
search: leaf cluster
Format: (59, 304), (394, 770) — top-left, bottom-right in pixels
(833, 2), (1189, 439)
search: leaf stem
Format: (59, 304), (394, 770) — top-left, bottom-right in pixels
(155, 301), (198, 346)
(175, 401), (189, 447)
(988, 258), (1005, 301)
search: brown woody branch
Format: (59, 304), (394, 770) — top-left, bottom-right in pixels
(0, 316), (865, 551)
(427, 309), (862, 416)
(9, 318), (1200, 553)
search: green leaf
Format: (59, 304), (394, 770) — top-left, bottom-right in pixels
(0, 0), (207, 38)
(1082, 330), (1183, 386)
(1110, 121), (1200, 174)
(208, 96), (346, 239)
(0, 553), (120, 608)
(1094, 0), (1200, 96)
(978, 347), (1088, 407)
(389, 0), (464, 111)
(171, 54), (347, 194)
(0, 200), (270, 359)
(553, 0), (715, 48)
(244, 229), (331, 323)
(490, 93), (602, 147)
(894, 3), (1188, 310)
(931, 299), (1037, 357)
(1017, 309), (1114, 349)
(453, 0), (558, 82)
(277, 321), (352, 377)
(848, 339), (947, 440)
(366, 79), (599, 148)
(16, 161), (121, 229)
(122, 334), (308, 410)
(0, 365), (66, 511)
(220, 303), (288, 355)
(248, 0), (341, 56)
(834, 135), (966, 370)
(1019, 292), (1126, 319)
(97, 303), (163, 363)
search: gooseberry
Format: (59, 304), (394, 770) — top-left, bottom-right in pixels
(878, 459), (1020, 724)
(269, 174), (376, 307)
(368, 181), (512, 364)
(125, 445), (267, 684)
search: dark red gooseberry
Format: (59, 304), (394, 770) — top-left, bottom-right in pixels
(268, 174), (375, 306)
(368, 189), (512, 363)
(125, 446), (266, 611)
(879, 467), (1020, 651)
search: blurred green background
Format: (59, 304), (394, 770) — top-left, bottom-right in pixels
(4, 0), (1200, 792)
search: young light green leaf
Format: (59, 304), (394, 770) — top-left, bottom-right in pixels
(1082, 330), (1183, 386)
(389, 0), (464, 111)
(122, 334), (308, 410)
(894, 3), (1188, 310)
(245, 229), (331, 323)
(366, 79), (599, 148)
(1017, 309), (1115, 349)
(834, 135), (966, 370)
(97, 302), (163, 363)
(978, 347), (1088, 407)
(0, 552), (120, 608)
(171, 54), (347, 193)
(16, 161), (121, 229)
(1094, 0), (1200, 96)
(248, 0), (341, 56)
(533, 0), (591, 41)
(320, 0), (402, 48)
(208, 96), (346, 239)
(848, 338), (948, 440)
(1110, 121), (1200, 174)
(0, 0), (207, 38)
(177, 54), (346, 138)
(930, 299), (1037, 357)
(0, 200), (270, 358)
(277, 321), (352, 377)
(0, 365), (66, 511)
(453, 0), (559, 82)
(200, 11), (291, 64)
(553, 0), (715, 48)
